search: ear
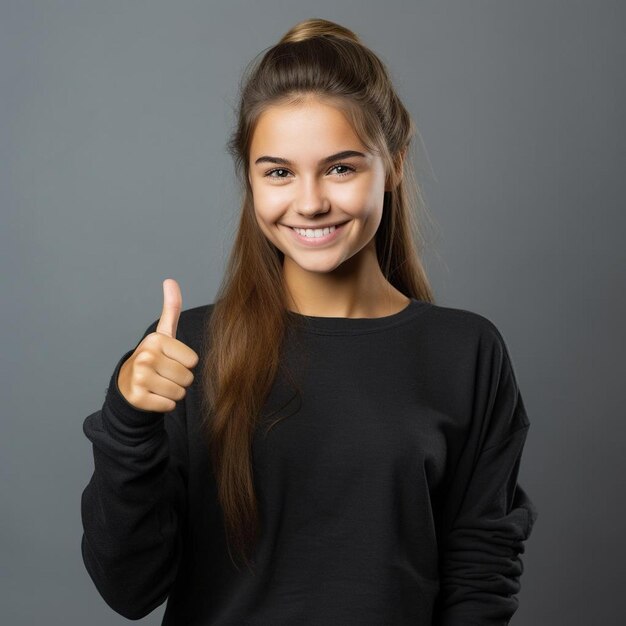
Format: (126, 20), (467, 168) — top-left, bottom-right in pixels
(384, 146), (407, 192)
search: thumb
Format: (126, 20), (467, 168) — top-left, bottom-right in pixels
(156, 278), (182, 338)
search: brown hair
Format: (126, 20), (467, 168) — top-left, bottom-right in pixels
(199, 17), (436, 573)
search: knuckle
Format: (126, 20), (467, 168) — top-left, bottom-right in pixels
(146, 332), (160, 345)
(135, 349), (154, 366)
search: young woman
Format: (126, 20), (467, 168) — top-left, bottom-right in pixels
(81, 18), (538, 625)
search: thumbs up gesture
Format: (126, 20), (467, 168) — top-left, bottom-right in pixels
(117, 279), (199, 413)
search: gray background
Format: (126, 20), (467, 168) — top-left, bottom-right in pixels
(2, 1), (624, 624)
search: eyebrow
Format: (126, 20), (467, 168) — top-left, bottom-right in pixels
(254, 150), (367, 167)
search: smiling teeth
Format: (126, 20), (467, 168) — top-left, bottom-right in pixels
(293, 225), (336, 238)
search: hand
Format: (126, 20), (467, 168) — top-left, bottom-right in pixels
(117, 278), (199, 413)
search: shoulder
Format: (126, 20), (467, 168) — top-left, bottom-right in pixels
(179, 302), (215, 329)
(421, 302), (525, 414)
(419, 301), (527, 423)
(176, 303), (215, 351)
(417, 300), (508, 353)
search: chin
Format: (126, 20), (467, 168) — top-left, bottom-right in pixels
(282, 253), (345, 274)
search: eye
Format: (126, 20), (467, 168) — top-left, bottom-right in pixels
(329, 164), (356, 177)
(263, 163), (356, 179)
(265, 168), (291, 179)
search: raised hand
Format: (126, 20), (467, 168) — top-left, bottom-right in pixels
(117, 278), (199, 413)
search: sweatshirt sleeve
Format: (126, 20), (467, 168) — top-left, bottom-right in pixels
(80, 318), (188, 621)
(434, 324), (539, 626)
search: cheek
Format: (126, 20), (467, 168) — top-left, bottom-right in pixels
(252, 196), (278, 228)
(252, 184), (286, 221)
(337, 176), (384, 216)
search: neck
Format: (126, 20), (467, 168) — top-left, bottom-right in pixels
(282, 241), (409, 318)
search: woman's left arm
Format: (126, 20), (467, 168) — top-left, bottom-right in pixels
(434, 325), (539, 625)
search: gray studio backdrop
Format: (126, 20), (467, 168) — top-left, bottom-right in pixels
(2, 1), (624, 625)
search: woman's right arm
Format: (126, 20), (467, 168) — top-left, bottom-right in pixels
(80, 318), (189, 621)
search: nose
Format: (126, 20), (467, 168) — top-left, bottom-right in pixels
(296, 177), (331, 218)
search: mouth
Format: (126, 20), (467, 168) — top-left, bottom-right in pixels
(281, 220), (351, 247)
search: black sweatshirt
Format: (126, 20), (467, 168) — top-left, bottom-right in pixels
(80, 297), (538, 625)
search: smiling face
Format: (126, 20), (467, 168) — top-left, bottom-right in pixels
(248, 98), (390, 279)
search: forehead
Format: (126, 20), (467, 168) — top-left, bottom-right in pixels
(250, 100), (364, 153)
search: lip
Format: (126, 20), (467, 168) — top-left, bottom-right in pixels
(286, 221), (349, 229)
(282, 220), (350, 247)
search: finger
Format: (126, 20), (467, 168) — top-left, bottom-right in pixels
(155, 352), (196, 388)
(134, 351), (194, 392)
(145, 366), (189, 399)
(156, 278), (182, 339)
